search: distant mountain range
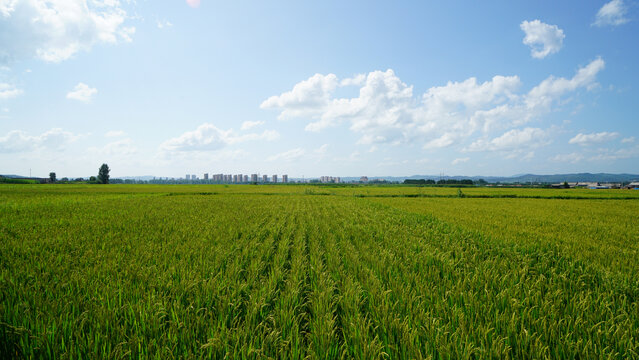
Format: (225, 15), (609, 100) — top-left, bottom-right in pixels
(3, 173), (638, 183)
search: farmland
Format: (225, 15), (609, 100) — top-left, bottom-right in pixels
(1, 184), (638, 358)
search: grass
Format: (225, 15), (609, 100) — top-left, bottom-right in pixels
(1, 184), (638, 358)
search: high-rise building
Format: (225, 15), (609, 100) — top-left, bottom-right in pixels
(186, 174), (190, 180)
(203, 173), (209, 180)
(282, 175), (288, 183)
(262, 175), (268, 182)
(272, 175), (278, 183)
(192, 174), (197, 180)
(243, 175), (248, 182)
(233, 175), (238, 183)
(251, 174), (258, 182)
(238, 174), (243, 183)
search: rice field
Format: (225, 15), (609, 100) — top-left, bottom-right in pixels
(1, 184), (638, 358)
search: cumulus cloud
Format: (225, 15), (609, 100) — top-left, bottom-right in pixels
(314, 144), (329, 154)
(261, 73), (339, 121)
(526, 58), (605, 109)
(569, 131), (619, 145)
(267, 148), (306, 162)
(590, 145), (639, 161)
(240, 120), (264, 131)
(550, 152), (584, 163)
(594, 0), (629, 27)
(0, 83), (23, 99)
(156, 19), (173, 29)
(451, 157), (470, 165)
(0, 0), (135, 63)
(160, 123), (278, 153)
(186, 0), (200, 8)
(66, 83), (97, 102)
(262, 60), (604, 152)
(89, 138), (137, 157)
(105, 130), (127, 138)
(0, 128), (80, 153)
(465, 127), (550, 153)
(520, 20), (565, 59)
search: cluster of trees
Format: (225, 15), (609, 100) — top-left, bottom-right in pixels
(47, 164), (110, 184)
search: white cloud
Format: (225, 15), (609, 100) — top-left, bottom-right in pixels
(590, 145), (639, 161)
(466, 127), (550, 153)
(263, 61), (603, 152)
(156, 19), (173, 29)
(0, 83), (23, 99)
(260, 73), (339, 121)
(594, 0), (629, 27)
(451, 157), (470, 165)
(569, 131), (619, 145)
(267, 148), (306, 162)
(240, 120), (264, 131)
(0, 128), (80, 153)
(160, 123), (279, 153)
(526, 58), (605, 110)
(340, 74), (366, 87)
(89, 138), (137, 157)
(314, 144), (329, 154)
(621, 136), (635, 143)
(0, 0), (135, 63)
(234, 130), (279, 143)
(550, 152), (584, 163)
(186, 0), (200, 8)
(105, 130), (127, 138)
(66, 83), (97, 102)
(520, 20), (565, 59)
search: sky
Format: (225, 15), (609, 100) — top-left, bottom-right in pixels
(0, 0), (638, 178)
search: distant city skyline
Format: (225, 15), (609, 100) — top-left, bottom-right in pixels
(1, 1), (638, 178)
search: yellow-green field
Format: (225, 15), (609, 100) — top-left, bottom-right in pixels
(1, 184), (638, 358)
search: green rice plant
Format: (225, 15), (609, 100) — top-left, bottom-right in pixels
(0, 184), (637, 358)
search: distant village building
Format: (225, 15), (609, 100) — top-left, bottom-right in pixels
(320, 176), (340, 183)
(625, 182), (639, 189)
(360, 176), (369, 183)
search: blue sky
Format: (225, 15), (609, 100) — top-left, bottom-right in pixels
(0, 0), (637, 178)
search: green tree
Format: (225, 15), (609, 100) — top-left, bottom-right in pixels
(49, 172), (56, 183)
(98, 164), (110, 184)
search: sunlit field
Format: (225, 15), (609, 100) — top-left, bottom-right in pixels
(1, 184), (638, 358)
